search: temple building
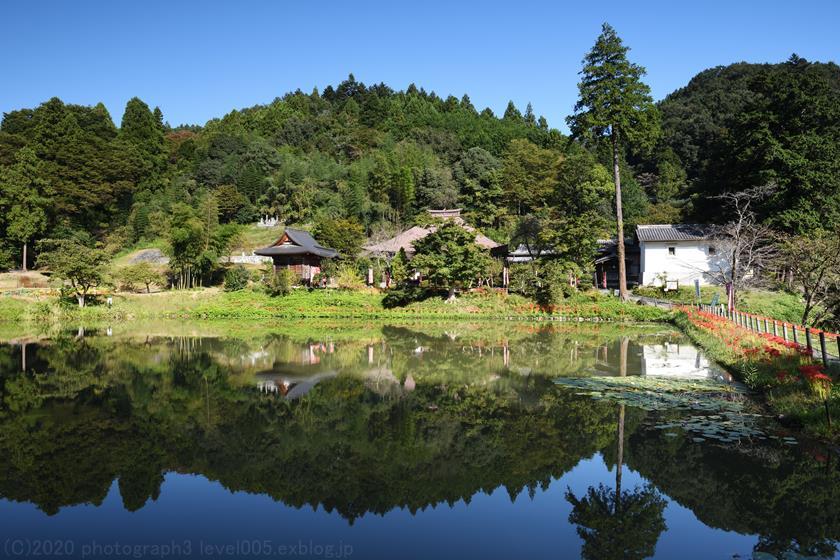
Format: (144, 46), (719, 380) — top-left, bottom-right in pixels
(254, 228), (339, 283)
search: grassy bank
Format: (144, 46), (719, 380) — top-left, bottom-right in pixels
(675, 308), (839, 442)
(634, 285), (811, 325)
(0, 287), (671, 324)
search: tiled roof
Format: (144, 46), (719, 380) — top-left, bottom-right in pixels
(636, 224), (715, 242)
(254, 228), (339, 258)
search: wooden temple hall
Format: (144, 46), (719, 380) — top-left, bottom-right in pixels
(255, 228), (339, 283)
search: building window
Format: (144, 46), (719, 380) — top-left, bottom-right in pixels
(668, 246), (676, 256)
(708, 245), (717, 255)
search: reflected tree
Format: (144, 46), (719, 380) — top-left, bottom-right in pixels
(566, 337), (668, 560)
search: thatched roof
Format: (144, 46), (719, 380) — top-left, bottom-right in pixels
(363, 223), (501, 256)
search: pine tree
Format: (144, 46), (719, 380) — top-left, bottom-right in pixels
(524, 103), (536, 126)
(460, 94), (477, 114)
(503, 101), (523, 122)
(567, 23), (660, 300)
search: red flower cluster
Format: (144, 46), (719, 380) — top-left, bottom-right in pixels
(799, 364), (832, 383)
(764, 345), (782, 357)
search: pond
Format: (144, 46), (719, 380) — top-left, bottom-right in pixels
(0, 321), (838, 560)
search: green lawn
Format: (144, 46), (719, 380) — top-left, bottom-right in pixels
(634, 285), (811, 325)
(230, 223), (285, 254)
(1, 287), (671, 323)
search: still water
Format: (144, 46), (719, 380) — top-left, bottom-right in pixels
(0, 321), (837, 559)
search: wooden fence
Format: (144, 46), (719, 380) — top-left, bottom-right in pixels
(695, 303), (840, 368)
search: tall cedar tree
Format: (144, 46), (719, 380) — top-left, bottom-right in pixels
(567, 23), (660, 299)
(0, 147), (52, 270)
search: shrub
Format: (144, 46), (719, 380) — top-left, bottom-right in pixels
(336, 264), (365, 290)
(382, 286), (438, 308)
(264, 267), (295, 297)
(223, 266), (250, 291)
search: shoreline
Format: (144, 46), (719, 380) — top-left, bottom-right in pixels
(2, 290), (836, 443)
(0, 287), (672, 323)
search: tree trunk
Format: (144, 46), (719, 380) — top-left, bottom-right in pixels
(802, 290), (814, 326)
(615, 337), (628, 513)
(611, 129), (628, 301)
(22, 242), (28, 272)
(446, 286), (457, 302)
(77, 294), (85, 308)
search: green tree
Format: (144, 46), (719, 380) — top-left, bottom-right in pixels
(501, 139), (559, 215)
(567, 23), (660, 300)
(453, 147), (505, 228)
(115, 262), (164, 293)
(390, 166), (415, 218)
(313, 218), (365, 259)
(512, 151), (612, 284)
(390, 247), (410, 286)
(411, 223), (492, 300)
(215, 184), (252, 223)
(37, 237), (108, 307)
(566, 483), (667, 560)
(0, 147), (52, 270)
(503, 101), (523, 122)
(119, 97), (166, 178)
(777, 231), (840, 327)
(167, 203), (205, 289)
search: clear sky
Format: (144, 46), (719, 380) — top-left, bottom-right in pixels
(1, 0), (838, 132)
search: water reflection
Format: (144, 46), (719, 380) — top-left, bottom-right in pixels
(0, 322), (837, 559)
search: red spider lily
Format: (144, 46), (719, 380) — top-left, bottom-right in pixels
(798, 364), (826, 379)
(764, 346), (782, 357)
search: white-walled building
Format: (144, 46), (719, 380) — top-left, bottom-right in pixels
(637, 224), (728, 287)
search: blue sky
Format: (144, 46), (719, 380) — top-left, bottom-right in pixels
(1, 0), (838, 132)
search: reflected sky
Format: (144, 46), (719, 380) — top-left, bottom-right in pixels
(0, 321), (836, 559)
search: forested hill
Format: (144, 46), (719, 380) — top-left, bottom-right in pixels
(652, 56), (840, 232)
(0, 75), (586, 269)
(1, 59), (839, 270)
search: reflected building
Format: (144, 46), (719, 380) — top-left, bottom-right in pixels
(640, 341), (722, 379)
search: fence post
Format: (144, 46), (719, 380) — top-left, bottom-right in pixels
(782, 324), (788, 341)
(772, 321), (778, 337)
(819, 332), (829, 367)
(792, 326), (798, 345)
(805, 328), (813, 355)
(763, 318), (769, 334)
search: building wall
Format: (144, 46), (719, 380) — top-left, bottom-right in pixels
(641, 342), (722, 379)
(272, 255), (323, 282)
(640, 240), (728, 286)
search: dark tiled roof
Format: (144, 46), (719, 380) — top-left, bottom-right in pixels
(254, 228), (339, 258)
(636, 224), (715, 242)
